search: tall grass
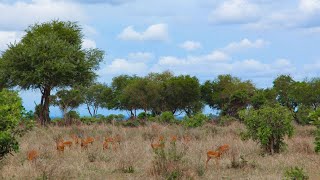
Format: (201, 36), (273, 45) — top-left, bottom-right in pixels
(0, 122), (319, 179)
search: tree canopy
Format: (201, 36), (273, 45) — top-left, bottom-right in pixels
(0, 20), (104, 125)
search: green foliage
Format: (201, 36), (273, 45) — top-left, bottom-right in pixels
(201, 74), (255, 118)
(295, 105), (313, 125)
(182, 113), (208, 128)
(51, 88), (83, 123)
(66, 111), (80, 120)
(81, 83), (113, 117)
(151, 140), (186, 179)
(137, 112), (152, 120)
(239, 104), (294, 154)
(218, 115), (237, 126)
(308, 109), (320, 153)
(0, 20), (104, 125)
(284, 166), (309, 180)
(0, 89), (23, 159)
(159, 111), (176, 124)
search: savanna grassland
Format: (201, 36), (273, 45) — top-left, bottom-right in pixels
(0, 122), (319, 180)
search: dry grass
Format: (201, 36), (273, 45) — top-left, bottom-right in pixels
(0, 122), (319, 180)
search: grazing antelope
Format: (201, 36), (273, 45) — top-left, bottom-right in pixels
(56, 141), (65, 153)
(86, 137), (95, 144)
(151, 135), (166, 150)
(63, 140), (73, 148)
(103, 137), (119, 150)
(81, 139), (89, 150)
(205, 144), (230, 170)
(27, 149), (38, 162)
(170, 135), (177, 143)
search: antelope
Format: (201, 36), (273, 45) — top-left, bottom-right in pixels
(151, 135), (165, 150)
(27, 149), (38, 162)
(56, 141), (65, 153)
(63, 140), (73, 148)
(205, 144), (230, 170)
(114, 134), (122, 145)
(81, 139), (89, 150)
(170, 135), (177, 143)
(103, 137), (118, 150)
(86, 137), (95, 144)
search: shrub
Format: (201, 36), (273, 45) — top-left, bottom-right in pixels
(239, 104), (294, 155)
(159, 111), (176, 124)
(138, 112), (152, 120)
(182, 113), (208, 128)
(150, 140), (186, 179)
(80, 117), (99, 125)
(296, 105), (313, 125)
(308, 110), (320, 153)
(66, 110), (80, 120)
(0, 89), (23, 159)
(284, 166), (309, 180)
(218, 115), (237, 126)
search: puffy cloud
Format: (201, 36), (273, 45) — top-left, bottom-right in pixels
(118, 24), (169, 41)
(299, 0), (320, 14)
(0, 31), (24, 51)
(82, 39), (96, 49)
(179, 41), (202, 51)
(128, 52), (154, 62)
(0, 0), (85, 30)
(158, 50), (229, 66)
(209, 0), (260, 24)
(99, 58), (148, 75)
(223, 38), (268, 52)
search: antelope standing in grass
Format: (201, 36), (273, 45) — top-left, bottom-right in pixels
(206, 144), (230, 170)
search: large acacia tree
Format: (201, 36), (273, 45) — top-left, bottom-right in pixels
(0, 20), (104, 125)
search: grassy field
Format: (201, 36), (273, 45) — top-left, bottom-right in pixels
(0, 122), (319, 180)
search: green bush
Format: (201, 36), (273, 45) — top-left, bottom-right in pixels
(308, 110), (320, 153)
(182, 113), (208, 128)
(218, 115), (237, 126)
(80, 117), (99, 125)
(239, 104), (294, 155)
(119, 120), (141, 127)
(66, 110), (80, 120)
(284, 166), (309, 180)
(159, 111), (176, 124)
(137, 112), (152, 120)
(296, 105), (313, 125)
(0, 89), (23, 159)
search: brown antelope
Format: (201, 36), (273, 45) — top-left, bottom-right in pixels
(170, 135), (177, 143)
(86, 137), (95, 144)
(63, 140), (73, 148)
(103, 137), (119, 150)
(114, 134), (122, 145)
(205, 144), (230, 170)
(81, 139), (89, 150)
(56, 141), (65, 153)
(27, 149), (38, 162)
(151, 135), (166, 150)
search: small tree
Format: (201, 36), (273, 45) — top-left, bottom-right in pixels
(51, 88), (83, 124)
(239, 104), (294, 154)
(0, 89), (23, 159)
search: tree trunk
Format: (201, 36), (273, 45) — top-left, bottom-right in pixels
(40, 86), (51, 126)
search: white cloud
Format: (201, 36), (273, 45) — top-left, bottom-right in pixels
(82, 39), (96, 49)
(118, 23), (169, 41)
(223, 38), (268, 52)
(128, 52), (154, 62)
(100, 58), (148, 75)
(0, 31), (24, 51)
(299, 0), (320, 14)
(158, 50), (229, 66)
(209, 0), (260, 24)
(0, 0), (86, 30)
(179, 41), (202, 51)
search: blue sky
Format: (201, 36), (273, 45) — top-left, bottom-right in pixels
(1, 0), (320, 116)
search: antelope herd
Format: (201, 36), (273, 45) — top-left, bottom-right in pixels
(26, 129), (230, 170)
